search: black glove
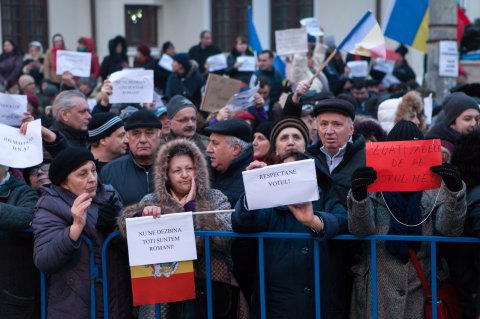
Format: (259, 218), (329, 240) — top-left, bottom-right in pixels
(430, 163), (463, 192)
(351, 166), (377, 201)
(96, 193), (120, 233)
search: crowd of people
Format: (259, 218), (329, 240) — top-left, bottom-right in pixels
(1, 28), (480, 319)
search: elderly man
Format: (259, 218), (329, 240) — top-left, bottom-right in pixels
(254, 50), (284, 105)
(305, 98), (365, 206)
(100, 109), (161, 205)
(188, 30), (222, 74)
(50, 90), (91, 147)
(205, 118), (253, 207)
(161, 95), (209, 152)
(88, 113), (127, 171)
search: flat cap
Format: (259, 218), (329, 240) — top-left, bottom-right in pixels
(204, 119), (252, 143)
(312, 98), (356, 120)
(124, 109), (161, 131)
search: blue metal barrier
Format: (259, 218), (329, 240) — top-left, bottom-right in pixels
(43, 231), (480, 319)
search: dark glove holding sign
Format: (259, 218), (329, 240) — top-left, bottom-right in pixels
(96, 193), (120, 233)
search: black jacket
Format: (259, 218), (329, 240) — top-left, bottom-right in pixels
(393, 60), (416, 83)
(255, 68), (284, 105)
(425, 122), (462, 145)
(226, 47), (255, 84)
(49, 121), (89, 148)
(188, 43), (222, 74)
(100, 36), (129, 80)
(165, 63), (204, 107)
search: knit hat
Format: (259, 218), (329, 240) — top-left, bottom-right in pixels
(443, 92), (480, 125)
(154, 106), (167, 118)
(313, 98), (356, 120)
(204, 118), (252, 143)
(137, 43), (151, 57)
(254, 121), (274, 141)
(18, 75), (35, 90)
(270, 117), (309, 148)
(124, 109), (161, 131)
(387, 120), (424, 141)
(26, 93), (39, 110)
(49, 147), (95, 186)
(172, 53), (191, 71)
(234, 111), (255, 121)
(88, 113), (124, 143)
(167, 95), (196, 119)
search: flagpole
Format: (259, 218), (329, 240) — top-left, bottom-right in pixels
(308, 49), (337, 85)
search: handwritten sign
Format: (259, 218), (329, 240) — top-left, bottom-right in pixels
(373, 58), (395, 74)
(206, 53), (227, 72)
(226, 83), (259, 113)
(0, 119), (42, 168)
(109, 69), (154, 104)
(125, 213), (197, 266)
(0, 93), (27, 126)
(439, 41), (459, 77)
(158, 54), (173, 72)
(366, 139), (442, 192)
(200, 74), (242, 113)
(237, 56), (256, 72)
(347, 60), (369, 78)
(300, 17), (323, 36)
(275, 28), (308, 56)
(56, 50), (92, 77)
(242, 159), (319, 210)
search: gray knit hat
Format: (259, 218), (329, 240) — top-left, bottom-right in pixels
(443, 92), (480, 125)
(166, 95), (196, 119)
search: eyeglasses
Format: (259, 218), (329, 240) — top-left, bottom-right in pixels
(30, 164), (50, 175)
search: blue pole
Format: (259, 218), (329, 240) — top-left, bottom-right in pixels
(431, 242), (437, 319)
(258, 237), (266, 318)
(40, 272), (46, 319)
(371, 240), (378, 319)
(204, 236), (213, 319)
(154, 304), (161, 319)
(101, 231), (120, 319)
(313, 240), (321, 318)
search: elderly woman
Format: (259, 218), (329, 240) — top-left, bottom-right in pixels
(267, 117), (310, 163)
(348, 121), (467, 319)
(119, 139), (246, 319)
(32, 147), (131, 319)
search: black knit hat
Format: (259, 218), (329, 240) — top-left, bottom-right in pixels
(270, 117), (309, 148)
(167, 95), (196, 119)
(124, 109), (162, 131)
(443, 92), (479, 125)
(88, 113), (124, 143)
(49, 147), (95, 186)
(172, 53), (191, 72)
(313, 98), (356, 120)
(387, 120), (424, 141)
(204, 118), (252, 143)
(254, 121), (274, 141)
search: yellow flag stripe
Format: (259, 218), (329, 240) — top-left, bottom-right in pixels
(412, 10), (429, 53)
(130, 261), (194, 279)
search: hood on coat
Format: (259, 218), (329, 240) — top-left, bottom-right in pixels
(108, 35), (127, 56)
(79, 37), (95, 53)
(394, 91), (426, 132)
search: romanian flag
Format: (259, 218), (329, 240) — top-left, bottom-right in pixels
(130, 260), (195, 305)
(338, 10), (386, 59)
(384, 0), (429, 52)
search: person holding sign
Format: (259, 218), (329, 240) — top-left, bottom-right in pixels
(43, 33), (65, 86)
(347, 121), (467, 319)
(165, 53), (204, 107)
(119, 139), (246, 318)
(32, 147), (131, 319)
(232, 151), (348, 318)
(226, 35), (255, 84)
(268, 117), (310, 164)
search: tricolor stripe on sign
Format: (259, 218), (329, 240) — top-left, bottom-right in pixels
(131, 260), (195, 305)
(384, 0), (429, 52)
(338, 10), (386, 59)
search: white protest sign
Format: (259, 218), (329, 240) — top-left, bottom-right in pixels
(242, 159), (319, 210)
(56, 50), (92, 77)
(439, 41), (459, 77)
(299, 17), (323, 36)
(237, 56), (256, 72)
(423, 93), (433, 125)
(0, 93), (27, 126)
(206, 53), (227, 72)
(158, 54), (173, 72)
(153, 91), (165, 107)
(382, 73), (401, 88)
(109, 69), (154, 104)
(0, 119), (42, 168)
(87, 99), (97, 112)
(226, 84), (259, 112)
(373, 58), (395, 74)
(275, 28), (308, 56)
(125, 212), (197, 266)
(347, 60), (369, 78)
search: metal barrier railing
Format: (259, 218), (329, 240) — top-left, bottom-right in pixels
(41, 231), (480, 319)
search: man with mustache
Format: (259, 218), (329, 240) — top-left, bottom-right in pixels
(160, 95), (209, 153)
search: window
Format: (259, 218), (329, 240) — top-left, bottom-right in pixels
(211, 0), (251, 52)
(1, 0), (48, 53)
(270, 0), (313, 49)
(125, 5), (158, 47)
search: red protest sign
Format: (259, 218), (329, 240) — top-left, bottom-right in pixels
(366, 139), (442, 192)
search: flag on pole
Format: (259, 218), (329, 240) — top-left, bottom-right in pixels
(384, 0), (429, 52)
(338, 10), (386, 58)
(130, 261), (195, 305)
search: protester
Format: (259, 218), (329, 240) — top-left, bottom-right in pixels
(392, 44), (416, 83)
(32, 147), (131, 319)
(77, 37), (101, 79)
(154, 106), (170, 137)
(252, 121), (273, 162)
(100, 109), (161, 205)
(23, 41), (44, 84)
(43, 33), (65, 86)
(268, 117), (309, 163)
(165, 53), (204, 106)
(188, 30), (222, 74)
(377, 91), (426, 133)
(133, 43), (161, 89)
(22, 159), (52, 191)
(19, 74), (37, 94)
(0, 164), (39, 319)
(100, 35), (129, 80)
(226, 35), (255, 84)
(232, 151), (348, 318)
(348, 120), (466, 319)
(157, 41), (175, 93)
(0, 39), (23, 90)
(255, 50), (284, 105)
(353, 119), (387, 142)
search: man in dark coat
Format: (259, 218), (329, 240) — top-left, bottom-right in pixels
(392, 44), (416, 83)
(188, 30), (222, 74)
(165, 53), (204, 107)
(254, 50), (284, 105)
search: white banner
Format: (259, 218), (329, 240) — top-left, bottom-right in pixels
(206, 53), (227, 72)
(439, 41), (459, 77)
(423, 93), (433, 125)
(299, 17), (323, 36)
(56, 50), (92, 77)
(226, 83), (259, 112)
(125, 212), (197, 266)
(109, 69), (154, 104)
(242, 159), (319, 210)
(0, 93), (27, 126)
(347, 60), (369, 78)
(0, 119), (43, 168)
(158, 54), (173, 72)
(373, 58), (395, 74)
(275, 28), (308, 56)
(237, 56), (256, 72)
